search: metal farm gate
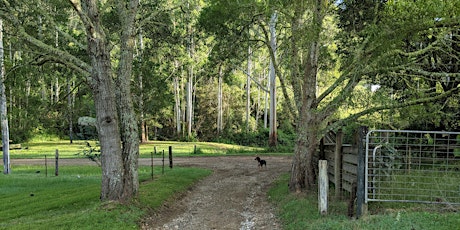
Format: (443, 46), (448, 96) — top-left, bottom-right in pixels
(365, 130), (460, 205)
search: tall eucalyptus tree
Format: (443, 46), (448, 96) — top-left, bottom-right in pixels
(0, 19), (10, 174)
(199, 0), (282, 145)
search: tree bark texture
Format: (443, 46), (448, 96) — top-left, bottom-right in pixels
(71, 0), (124, 201)
(289, 114), (321, 192)
(289, 0), (326, 192)
(115, 0), (140, 202)
(0, 19), (11, 174)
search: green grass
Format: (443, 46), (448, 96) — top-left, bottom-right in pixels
(371, 169), (460, 203)
(268, 174), (460, 230)
(0, 165), (211, 229)
(8, 140), (267, 159)
(139, 141), (265, 157)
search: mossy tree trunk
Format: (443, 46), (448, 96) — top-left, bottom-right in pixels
(70, 0), (140, 202)
(115, 0), (140, 201)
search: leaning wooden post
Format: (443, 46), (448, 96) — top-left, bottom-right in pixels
(55, 149), (59, 176)
(334, 129), (343, 198)
(356, 126), (368, 218)
(318, 160), (328, 215)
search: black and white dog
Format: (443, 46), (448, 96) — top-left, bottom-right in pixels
(255, 156), (267, 168)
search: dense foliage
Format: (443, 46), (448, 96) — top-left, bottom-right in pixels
(0, 0), (458, 147)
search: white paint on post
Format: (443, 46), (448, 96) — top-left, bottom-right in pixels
(318, 160), (328, 215)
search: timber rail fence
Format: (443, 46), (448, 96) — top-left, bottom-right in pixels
(316, 128), (360, 198)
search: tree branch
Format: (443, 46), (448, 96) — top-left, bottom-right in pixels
(326, 86), (460, 133)
(258, 14), (297, 119)
(236, 66), (269, 93)
(0, 1), (90, 77)
(317, 74), (362, 122)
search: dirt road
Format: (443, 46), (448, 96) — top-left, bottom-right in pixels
(12, 156), (292, 230)
(141, 156), (291, 230)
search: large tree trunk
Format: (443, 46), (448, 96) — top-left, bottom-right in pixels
(289, 114), (321, 192)
(90, 52), (124, 200)
(116, 0), (140, 201)
(289, 0), (325, 192)
(71, 0), (140, 202)
(72, 0), (124, 201)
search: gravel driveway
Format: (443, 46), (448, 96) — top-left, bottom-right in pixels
(141, 156), (291, 230)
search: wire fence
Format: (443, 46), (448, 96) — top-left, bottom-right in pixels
(365, 130), (460, 205)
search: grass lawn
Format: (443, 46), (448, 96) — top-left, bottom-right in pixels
(8, 140), (268, 159)
(0, 165), (211, 229)
(268, 174), (460, 230)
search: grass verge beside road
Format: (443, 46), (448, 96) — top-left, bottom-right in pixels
(0, 165), (211, 229)
(268, 174), (460, 230)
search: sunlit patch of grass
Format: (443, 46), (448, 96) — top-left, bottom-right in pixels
(9, 140), (268, 159)
(10, 140), (98, 159)
(139, 141), (265, 157)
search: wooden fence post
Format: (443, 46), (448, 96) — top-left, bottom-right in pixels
(55, 149), (59, 176)
(162, 150), (165, 175)
(151, 150), (154, 180)
(319, 138), (325, 160)
(356, 126), (368, 218)
(334, 129), (343, 198)
(45, 155), (48, 177)
(169, 146), (173, 169)
(319, 160), (328, 215)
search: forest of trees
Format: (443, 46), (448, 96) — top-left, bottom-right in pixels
(0, 0), (458, 200)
